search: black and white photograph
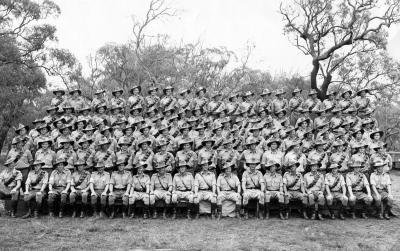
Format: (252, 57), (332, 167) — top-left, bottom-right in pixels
(1, 0), (400, 250)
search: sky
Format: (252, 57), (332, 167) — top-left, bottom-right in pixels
(51, 0), (400, 81)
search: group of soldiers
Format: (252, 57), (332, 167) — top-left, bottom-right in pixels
(0, 85), (394, 220)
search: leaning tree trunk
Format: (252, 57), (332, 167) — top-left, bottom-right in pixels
(0, 123), (10, 154)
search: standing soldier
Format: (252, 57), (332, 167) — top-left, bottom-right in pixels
(129, 162), (151, 218)
(262, 138), (284, 172)
(338, 89), (353, 110)
(76, 136), (95, 168)
(108, 157), (132, 218)
(302, 89), (321, 113)
(322, 90), (337, 110)
(91, 89), (108, 110)
(197, 137), (218, 174)
(240, 138), (263, 172)
(346, 160), (373, 219)
(35, 138), (56, 174)
(241, 91), (255, 114)
(69, 160), (91, 218)
(177, 89), (191, 110)
(271, 88), (288, 115)
(0, 158), (23, 217)
(133, 138), (154, 174)
(51, 88), (66, 107)
(217, 139), (240, 175)
(159, 85), (176, 110)
(355, 88), (372, 114)
(216, 162), (241, 219)
(241, 158), (265, 219)
(194, 160), (217, 219)
(303, 159), (325, 220)
(256, 89), (272, 114)
(325, 163), (348, 220)
(175, 139), (197, 174)
(115, 136), (134, 170)
(226, 93), (240, 115)
(370, 160), (393, 220)
(22, 160), (49, 219)
(68, 88), (87, 111)
(145, 86), (160, 110)
(6, 137), (33, 186)
(191, 87), (208, 110)
(283, 140), (307, 174)
(89, 161), (110, 218)
(153, 138), (175, 173)
(48, 158), (71, 218)
(56, 138), (77, 170)
(307, 140), (329, 172)
(110, 88), (126, 108)
(288, 88), (303, 123)
(263, 160), (285, 219)
(93, 137), (117, 173)
(207, 93), (225, 116)
(150, 164), (173, 219)
(128, 85), (144, 109)
(283, 160), (308, 219)
(172, 161), (195, 219)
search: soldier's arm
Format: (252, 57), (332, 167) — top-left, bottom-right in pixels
(167, 175), (173, 193)
(194, 175), (199, 194)
(345, 176), (354, 197)
(125, 174), (132, 195)
(172, 176), (177, 192)
(260, 174), (266, 192)
(212, 176), (217, 194)
(241, 173), (247, 193)
(279, 177), (283, 193)
(108, 173), (114, 194)
(369, 174), (379, 197)
(40, 173), (49, 193)
(216, 176), (221, 194)
(150, 175), (155, 193)
(63, 174), (71, 193)
(25, 173), (32, 193)
(146, 178), (151, 194)
(325, 180), (331, 196)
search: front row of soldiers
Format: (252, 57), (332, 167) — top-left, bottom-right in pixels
(0, 150), (393, 220)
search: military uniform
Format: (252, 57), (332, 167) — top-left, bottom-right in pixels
(150, 172), (172, 206)
(23, 166), (48, 218)
(69, 169), (91, 209)
(325, 172), (348, 206)
(89, 169), (110, 216)
(48, 166), (71, 217)
(172, 171), (194, 204)
(108, 170), (132, 206)
(194, 169), (217, 217)
(370, 166), (393, 219)
(241, 169), (265, 205)
(346, 169), (373, 217)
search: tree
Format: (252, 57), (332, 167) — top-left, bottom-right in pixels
(280, 0), (400, 99)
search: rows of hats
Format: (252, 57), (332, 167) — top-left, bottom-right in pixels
(8, 84), (389, 174)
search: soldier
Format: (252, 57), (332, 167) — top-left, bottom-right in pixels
(325, 163), (348, 220)
(197, 137), (218, 173)
(217, 139), (240, 174)
(6, 137), (33, 186)
(35, 138), (56, 174)
(153, 138), (175, 173)
(256, 88), (272, 114)
(271, 88), (288, 115)
(263, 160), (285, 219)
(283, 140), (307, 174)
(129, 162), (151, 218)
(302, 89), (321, 113)
(89, 161), (110, 218)
(69, 160), (91, 218)
(115, 136), (134, 170)
(303, 159), (325, 220)
(241, 158), (265, 219)
(322, 90), (337, 110)
(108, 157), (132, 218)
(110, 88), (126, 108)
(93, 137), (117, 173)
(338, 89), (353, 110)
(226, 93), (240, 115)
(355, 88), (372, 114)
(61, 105), (77, 125)
(135, 123), (156, 150)
(77, 105), (92, 125)
(329, 140), (350, 173)
(240, 138), (263, 172)
(55, 124), (73, 151)
(171, 161), (195, 219)
(283, 160), (308, 219)
(177, 89), (191, 110)
(370, 142), (392, 173)
(76, 136), (95, 168)
(145, 86), (160, 110)
(175, 139), (197, 174)
(0, 158), (23, 217)
(48, 157), (71, 218)
(150, 163), (173, 219)
(159, 85), (177, 110)
(91, 89), (108, 110)
(207, 93), (225, 116)
(307, 139), (329, 172)
(22, 160), (49, 219)
(128, 85), (144, 109)
(14, 123), (33, 152)
(370, 160), (393, 220)
(71, 118), (87, 145)
(191, 86), (208, 110)
(193, 123), (207, 151)
(194, 160), (217, 219)
(29, 118), (46, 140)
(261, 138), (284, 172)
(346, 160), (373, 219)
(51, 88), (66, 107)
(349, 143), (370, 175)
(216, 162), (241, 219)
(133, 138), (154, 174)
(56, 138), (77, 170)
(128, 106), (144, 125)
(288, 88), (303, 115)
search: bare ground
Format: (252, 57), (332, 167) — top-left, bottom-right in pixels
(0, 171), (400, 251)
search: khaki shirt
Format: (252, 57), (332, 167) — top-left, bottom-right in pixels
(26, 170), (49, 190)
(304, 172), (324, 192)
(283, 172), (303, 191)
(49, 169), (71, 188)
(175, 150), (197, 169)
(153, 151), (175, 170)
(242, 170), (264, 189)
(346, 172), (369, 191)
(264, 172), (283, 191)
(194, 171), (216, 190)
(151, 173), (173, 191)
(132, 174), (150, 192)
(6, 148), (33, 169)
(93, 150), (117, 169)
(261, 150), (284, 166)
(35, 149), (56, 169)
(173, 172), (194, 191)
(70, 171), (91, 190)
(370, 172), (391, 190)
(197, 148), (217, 167)
(218, 149), (240, 166)
(325, 173), (345, 192)
(89, 171), (110, 190)
(0, 169), (22, 189)
(110, 171), (132, 189)
(217, 173), (240, 191)
(133, 149), (154, 171)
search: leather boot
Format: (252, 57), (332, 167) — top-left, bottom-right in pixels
(384, 207), (391, 220)
(92, 204), (99, 218)
(172, 205), (177, 219)
(338, 206), (345, 220)
(187, 205), (192, 220)
(99, 205), (106, 218)
(377, 204), (384, 219)
(350, 207), (356, 219)
(317, 209), (324, 221)
(211, 203), (216, 219)
(279, 204), (285, 220)
(144, 207), (149, 219)
(22, 201), (33, 219)
(59, 201), (66, 218)
(195, 204), (200, 219)
(122, 205), (127, 218)
(129, 205), (135, 218)
(71, 203), (77, 218)
(109, 205), (115, 219)
(262, 203), (268, 220)
(48, 200), (55, 217)
(10, 200), (18, 218)
(152, 208), (158, 219)
(235, 204), (241, 219)
(302, 206), (309, 220)
(162, 207), (167, 219)
(284, 205), (290, 220)
(217, 205), (222, 220)
(244, 206), (249, 220)
(80, 204), (86, 218)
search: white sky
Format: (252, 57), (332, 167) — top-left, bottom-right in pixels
(51, 0), (400, 79)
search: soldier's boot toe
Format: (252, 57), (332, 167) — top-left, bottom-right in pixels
(153, 211), (158, 219)
(162, 213), (167, 220)
(361, 212), (368, 219)
(351, 212), (356, 219)
(172, 212), (176, 220)
(49, 212), (54, 218)
(279, 212), (285, 220)
(302, 211), (309, 220)
(195, 213), (200, 219)
(284, 212), (289, 220)
(235, 211), (241, 219)
(384, 212), (390, 220)
(11, 211), (17, 218)
(263, 211), (268, 220)
(80, 211), (85, 218)
(217, 212), (222, 220)
(244, 212), (249, 220)
(99, 211), (106, 218)
(143, 213), (148, 219)
(71, 211), (77, 218)
(330, 213), (336, 220)
(317, 213), (324, 221)
(378, 213), (384, 220)
(211, 213), (215, 220)
(109, 211), (115, 219)
(339, 213), (345, 220)
(58, 211), (63, 218)
(187, 210), (192, 220)
(310, 213), (316, 220)
(22, 210), (32, 219)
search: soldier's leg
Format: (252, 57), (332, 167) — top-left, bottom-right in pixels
(193, 192), (201, 219)
(47, 191), (59, 217)
(22, 192), (34, 219)
(171, 191), (179, 219)
(316, 192), (325, 220)
(122, 193), (129, 218)
(90, 192), (100, 217)
(150, 192), (157, 219)
(276, 192), (285, 220)
(80, 191), (89, 218)
(382, 192), (393, 219)
(108, 192), (116, 219)
(100, 193), (107, 218)
(10, 190), (19, 218)
(264, 191), (271, 219)
(186, 192), (194, 219)
(216, 192), (226, 220)
(307, 192), (316, 220)
(209, 192), (217, 219)
(59, 192), (68, 218)
(257, 190), (265, 219)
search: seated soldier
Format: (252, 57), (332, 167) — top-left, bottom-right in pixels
(303, 159), (325, 220)
(0, 158), (23, 217)
(108, 157), (132, 218)
(325, 163), (348, 220)
(370, 160), (393, 220)
(89, 161), (110, 218)
(48, 158), (71, 218)
(150, 163), (173, 219)
(216, 162), (241, 219)
(22, 160), (48, 219)
(346, 160), (373, 219)
(129, 162), (151, 219)
(263, 160), (285, 220)
(194, 159), (217, 219)
(241, 158), (265, 220)
(69, 160), (91, 218)
(172, 161), (195, 219)
(283, 160), (308, 219)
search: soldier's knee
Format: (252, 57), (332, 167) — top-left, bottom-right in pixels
(278, 195), (284, 203)
(171, 194), (178, 203)
(264, 194), (271, 203)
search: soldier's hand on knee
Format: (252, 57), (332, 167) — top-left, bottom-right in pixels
(101, 192), (107, 196)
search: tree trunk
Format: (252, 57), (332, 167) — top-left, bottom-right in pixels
(319, 73), (332, 101)
(310, 58), (321, 95)
(0, 124), (10, 154)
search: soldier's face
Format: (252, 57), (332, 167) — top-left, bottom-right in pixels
(373, 133), (380, 140)
(225, 166), (232, 174)
(141, 143), (148, 150)
(249, 164), (256, 171)
(125, 128), (132, 135)
(179, 166), (186, 173)
(66, 108), (73, 114)
(332, 168), (338, 174)
(57, 163), (65, 170)
(18, 128), (26, 135)
(101, 144), (109, 151)
(98, 108), (105, 113)
(137, 167), (144, 174)
(377, 147), (383, 153)
(293, 145), (300, 152)
(121, 145), (128, 151)
(215, 128), (222, 135)
(250, 144), (256, 150)
(165, 90), (171, 95)
(205, 142), (212, 148)
(82, 142), (89, 149)
(202, 164), (209, 171)
(270, 165), (276, 173)
(377, 166), (384, 173)
(360, 91), (366, 97)
(115, 92), (121, 97)
(271, 142), (278, 150)
(165, 111), (171, 117)
(317, 145), (324, 151)
(311, 164), (318, 172)
(290, 165), (297, 172)
(183, 143), (190, 150)
(118, 164), (125, 171)
(133, 88), (139, 95)
(63, 142), (71, 149)
(160, 145), (166, 151)
(78, 165), (85, 172)
(34, 164), (41, 172)
(77, 122), (84, 129)
(143, 128), (149, 134)
(41, 142), (49, 150)
(159, 167), (166, 175)
(194, 110), (201, 116)
(55, 92), (62, 97)
(182, 129), (189, 135)
(98, 167), (105, 172)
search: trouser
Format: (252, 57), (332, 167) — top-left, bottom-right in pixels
(284, 190), (308, 205)
(307, 191), (325, 206)
(129, 191), (150, 205)
(150, 190), (171, 205)
(349, 191), (373, 206)
(0, 188), (19, 201)
(17, 168), (30, 189)
(265, 190), (284, 203)
(194, 190), (217, 204)
(372, 190), (393, 208)
(172, 191), (194, 203)
(91, 189), (107, 213)
(242, 189), (264, 205)
(24, 189), (47, 212)
(217, 191), (241, 206)
(48, 187), (68, 212)
(69, 190), (89, 204)
(108, 189), (129, 206)
(326, 192), (348, 206)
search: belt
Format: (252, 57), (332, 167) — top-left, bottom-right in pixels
(266, 189), (279, 192)
(221, 189), (233, 192)
(177, 189), (191, 192)
(353, 189), (363, 192)
(53, 185), (66, 189)
(114, 188), (126, 191)
(199, 189), (211, 191)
